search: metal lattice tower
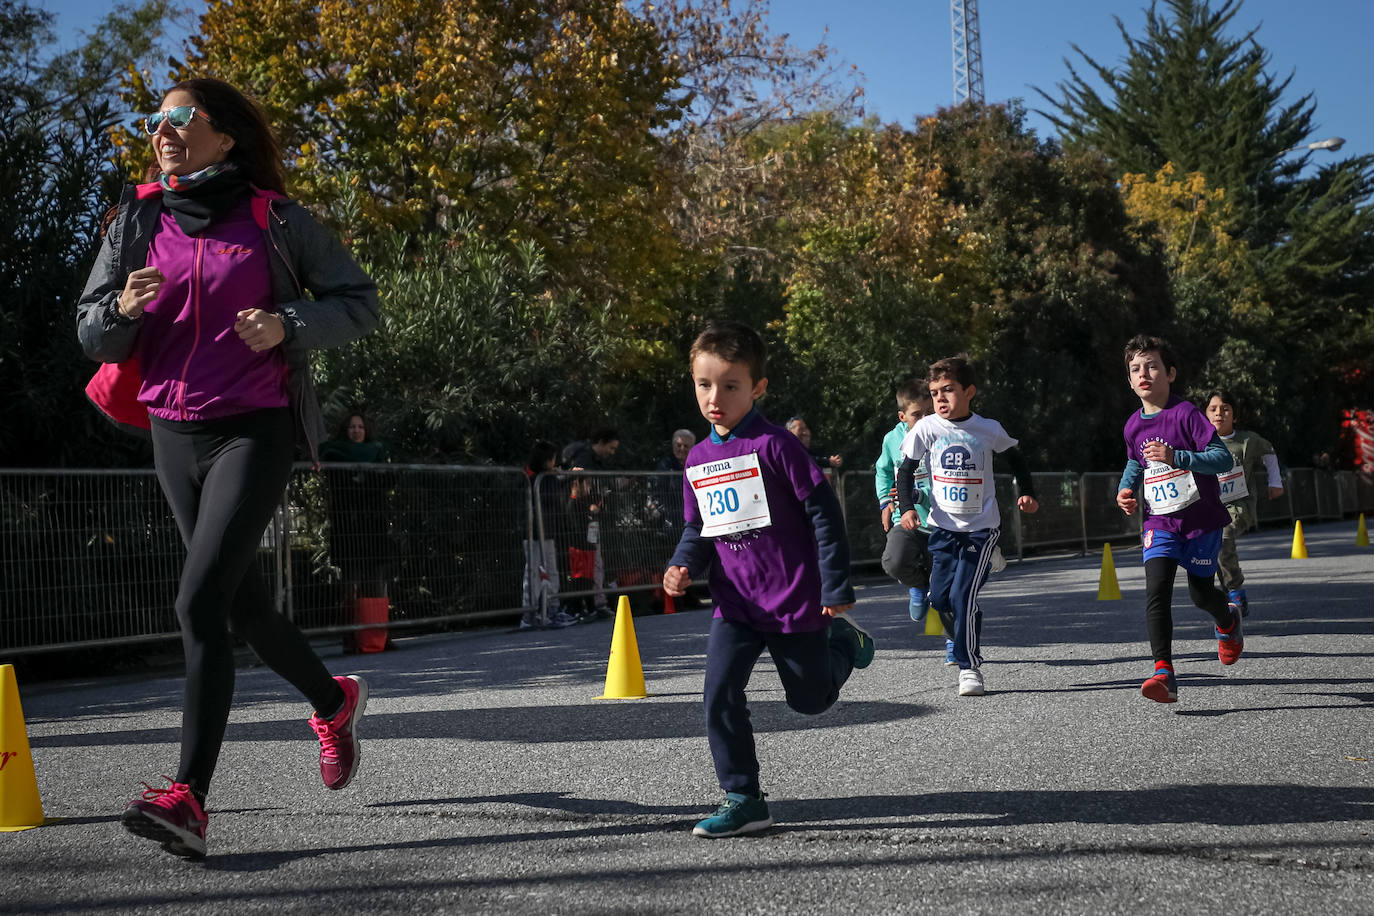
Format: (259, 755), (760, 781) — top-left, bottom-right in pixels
(951, 0), (985, 105)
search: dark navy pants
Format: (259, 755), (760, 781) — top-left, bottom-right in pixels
(703, 616), (856, 796)
(927, 526), (999, 670)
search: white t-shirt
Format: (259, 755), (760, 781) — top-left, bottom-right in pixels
(901, 413), (1017, 531)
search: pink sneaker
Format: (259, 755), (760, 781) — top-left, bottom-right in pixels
(122, 779), (208, 859)
(310, 675), (368, 789)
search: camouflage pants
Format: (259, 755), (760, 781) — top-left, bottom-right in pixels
(1217, 501), (1256, 590)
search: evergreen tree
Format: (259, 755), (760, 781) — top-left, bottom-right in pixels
(1037, 0), (1315, 236)
(1037, 0), (1374, 460)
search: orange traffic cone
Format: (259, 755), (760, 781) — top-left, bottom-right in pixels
(597, 596), (647, 699)
(0, 664), (44, 831)
(1291, 520), (1309, 559)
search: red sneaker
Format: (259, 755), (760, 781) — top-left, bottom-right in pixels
(1216, 607), (1244, 666)
(310, 675), (368, 789)
(122, 779), (208, 858)
(1140, 666), (1178, 704)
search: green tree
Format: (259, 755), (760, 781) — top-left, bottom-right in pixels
(912, 104), (1168, 470)
(0, 0), (176, 467)
(116, 0), (855, 464)
(1037, 0), (1313, 236)
(126, 0), (691, 320)
(730, 104), (1164, 470)
(313, 186), (619, 462)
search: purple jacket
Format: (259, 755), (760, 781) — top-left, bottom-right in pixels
(77, 182), (378, 463)
(139, 199), (288, 421)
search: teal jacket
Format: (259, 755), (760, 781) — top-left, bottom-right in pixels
(875, 421), (930, 529)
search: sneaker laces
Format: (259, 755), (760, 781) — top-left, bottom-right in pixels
(134, 777), (205, 821)
(312, 715), (345, 763)
(714, 792), (765, 816)
(138, 777), (186, 803)
(712, 797), (742, 817)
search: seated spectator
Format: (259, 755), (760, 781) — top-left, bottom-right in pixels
(650, 428), (695, 527)
(320, 412), (392, 653)
(786, 415), (843, 469)
(656, 428), (696, 473)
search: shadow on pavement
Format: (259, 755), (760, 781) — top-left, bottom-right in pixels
(167, 782), (1374, 874)
(27, 699), (933, 747)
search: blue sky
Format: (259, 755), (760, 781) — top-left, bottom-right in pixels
(765, 0), (1370, 164)
(35, 0), (1371, 164)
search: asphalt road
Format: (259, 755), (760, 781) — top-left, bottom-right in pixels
(3, 520), (1371, 914)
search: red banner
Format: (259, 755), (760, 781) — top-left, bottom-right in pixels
(1344, 409), (1373, 478)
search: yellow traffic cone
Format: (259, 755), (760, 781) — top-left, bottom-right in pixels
(1358, 513), (1369, 547)
(1097, 543), (1122, 601)
(0, 664), (44, 831)
(924, 605), (943, 636)
(1291, 520), (1309, 559)
(597, 595), (647, 699)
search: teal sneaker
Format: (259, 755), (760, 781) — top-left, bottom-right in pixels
(830, 613), (875, 669)
(692, 792), (773, 838)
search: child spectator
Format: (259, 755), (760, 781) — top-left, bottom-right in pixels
(895, 356), (1038, 696)
(559, 471), (611, 623)
(664, 320), (873, 838)
(1116, 336), (1241, 704)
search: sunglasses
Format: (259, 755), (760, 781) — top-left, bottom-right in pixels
(144, 105), (213, 134)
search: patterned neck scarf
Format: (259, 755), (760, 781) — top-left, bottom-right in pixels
(158, 162), (251, 235)
(159, 161), (236, 193)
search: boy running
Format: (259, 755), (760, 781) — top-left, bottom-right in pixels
(663, 320), (873, 839)
(895, 356), (1038, 696)
(876, 376), (939, 636)
(1204, 389), (1284, 617)
(1116, 336), (1242, 704)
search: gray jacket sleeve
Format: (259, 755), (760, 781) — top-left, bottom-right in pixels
(272, 203), (379, 351)
(75, 228), (142, 364)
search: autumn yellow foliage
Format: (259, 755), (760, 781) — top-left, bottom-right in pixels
(1119, 163), (1265, 320)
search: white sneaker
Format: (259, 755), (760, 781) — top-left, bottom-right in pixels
(958, 668), (985, 696)
(988, 546), (1007, 573)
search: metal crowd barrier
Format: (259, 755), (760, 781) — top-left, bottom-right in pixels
(1, 465), (1369, 654)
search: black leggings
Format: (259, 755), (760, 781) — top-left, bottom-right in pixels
(152, 408), (343, 797)
(1143, 556), (1232, 664)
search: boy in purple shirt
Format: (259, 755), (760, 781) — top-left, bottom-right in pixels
(664, 320), (873, 838)
(1116, 335), (1242, 704)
